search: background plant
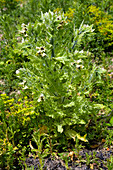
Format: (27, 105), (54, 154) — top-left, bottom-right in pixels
(16, 10), (108, 144)
(0, 93), (37, 169)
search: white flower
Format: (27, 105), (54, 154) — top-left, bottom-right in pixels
(22, 37), (24, 43)
(23, 86), (28, 89)
(24, 34), (28, 37)
(38, 98), (41, 102)
(57, 16), (62, 20)
(37, 50), (42, 55)
(16, 70), (20, 74)
(36, 47), (40, 50)
(76, 64), (84, 69)
(20, 30), (26, 34)
(80, 50), (84, 54)
(36, 46), (45, 52)
(22, 23), (26, 27)
(41, 53), (46, 57)
(40, 47), (45, 52)
(38, 94), (44, 102)
(83, 24), (88, 28)
(19, 80), (26, 85)
(76, 59), (82, 64)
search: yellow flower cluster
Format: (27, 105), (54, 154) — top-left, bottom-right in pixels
(0, 94), (37, 125)
(54, 8), (75, 22)
(88, 5), (113, 46)
(0, 0), (23, 8)
(64, 8), (75, 22)
(0, 93), (42, 164)
(54, 8), (63, 14)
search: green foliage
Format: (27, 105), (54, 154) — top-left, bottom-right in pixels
(0, 94), (36, 168)
(0, 0), (22, 10)
(16, 10), (103, 140)
(87, 4), (113, 48)
(29, 130), (49, 170)
(0, 0), (113, 169)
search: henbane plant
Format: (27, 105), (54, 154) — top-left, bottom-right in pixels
(16, 10), (103, 142)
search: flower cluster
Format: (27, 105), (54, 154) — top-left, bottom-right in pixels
(71, 59), (84, 69)
(54, 8), (63, 14)
(0, 94), (36, 125)
(36, 46), (46, 57)
(54, 7), (75, 22)
(88, 5), (113, 47)
(20, 23), (28, 37)
(64, 8), (75, 22)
